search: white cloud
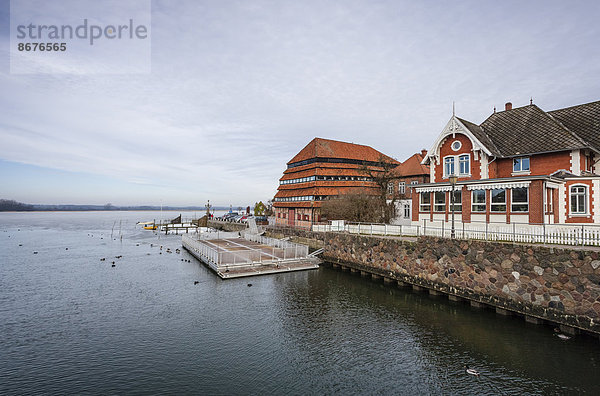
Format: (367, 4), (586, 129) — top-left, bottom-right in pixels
(1, 0), (600, 205)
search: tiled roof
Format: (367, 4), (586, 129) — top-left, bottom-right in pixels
(548, 100), (600, 152)
(283, 162), (386, 174)
(480, 104), (588, 157)
(288, 137), (398, 164)
(392, 151), (430, 177)
(457, 117), (502, 157)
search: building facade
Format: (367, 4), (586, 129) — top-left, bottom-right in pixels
(273, 137), (399, 228)
(387, 150), (430, 224)
(413, 100), (600, 226)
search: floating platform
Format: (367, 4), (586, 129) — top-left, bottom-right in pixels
(182, 232), (320, 279)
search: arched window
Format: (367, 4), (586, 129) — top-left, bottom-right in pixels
(570, 185), (588, 214)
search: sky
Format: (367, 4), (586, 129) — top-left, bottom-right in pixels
(1, 0), (599, 206)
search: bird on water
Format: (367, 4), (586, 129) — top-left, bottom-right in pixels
(464, 365), (480, 377)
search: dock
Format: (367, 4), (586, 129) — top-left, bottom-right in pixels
(181, 232), (320, 279)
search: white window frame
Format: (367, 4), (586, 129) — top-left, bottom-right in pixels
(387, 182), (394, 194)
(434, 191), (446, 212)
(420, 193), (431, 212)
(458, 154), (470, 176)
(398, 181), (406, 194)
(512, 157), (530, 174)
(444, 156), (455, 178)
(403, 204), (410, 219)
(444, 155), (470, 178)
(570, 184), (588, 215)
(491, 188), (506, 212)
(511, 187), (529, 213)
(471, 190), (486, 212)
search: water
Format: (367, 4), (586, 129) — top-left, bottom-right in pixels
(1, 211), (599, 395)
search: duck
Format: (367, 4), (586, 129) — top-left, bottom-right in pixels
(247, 283), (253, 287)
(464, 365), (480, 377)
(554, 328), (571, 340)
(100, 258), (106, 261)
(194, 281), (199, 285)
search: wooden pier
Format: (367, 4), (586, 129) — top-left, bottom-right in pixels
(182, 232), (320, 279)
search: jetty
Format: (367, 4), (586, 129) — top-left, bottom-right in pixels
(181, 231), (320, 279)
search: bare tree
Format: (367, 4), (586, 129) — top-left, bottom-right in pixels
(320, 191), (385, 222)
(358, 155), (400, 223)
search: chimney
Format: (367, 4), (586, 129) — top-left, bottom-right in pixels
(505, 102), (512, 111)
(421, 149), (427, 157)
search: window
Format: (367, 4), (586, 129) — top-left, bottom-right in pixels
(410, 180), (418, 185)
(277, 213), (281, 218)
(513, 157), (530, 172)
(420, 193), (431, 212)
(398, 182), (406, 194)
(387, 182), (394, 194)
(491, 188), (506, 212)
(511, 187), (528, 212)
(458, 155), (470, 175)
(451, 140), (462, 151)
(570, 185), (587, 214)
(451, 190), (462, 212)
(444, 157), (455, 177)
(297, 214), (302, 220)
(472, 190), (486, 212)
(434, 191), (446, 212)
(404, 204), (410, 218)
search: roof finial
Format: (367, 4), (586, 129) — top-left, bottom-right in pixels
(530, 97), (533, 105)
(452, 101), (455, 117)
(493, 106), (496, 113)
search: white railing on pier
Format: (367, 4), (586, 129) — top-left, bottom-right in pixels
(308, 220), (600, 247)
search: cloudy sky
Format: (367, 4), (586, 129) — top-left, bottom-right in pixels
(1, 0), (599, 206)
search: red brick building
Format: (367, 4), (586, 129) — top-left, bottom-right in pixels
(414, 100), (600, 226)
(387, 150), (430, 224)
(273, 137), (399, 227)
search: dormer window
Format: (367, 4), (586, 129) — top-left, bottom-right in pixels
(513, 157), (530, 173)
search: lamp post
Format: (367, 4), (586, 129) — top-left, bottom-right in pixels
(449, 175), (458, 238)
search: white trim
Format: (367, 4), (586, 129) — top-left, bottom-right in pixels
(480, 153), (488, 179)
(558, 184), (566, 223)
(451, 140), (462, 151)
(546, 182), (561, 189)
(569, 183), (589, 215)
(593, 180), (600, 223)
(570, 150), (581, 176)
(430, 160), (436, 183)
(422, 116), (492, 165)
(416, 185), (453, 193)
(467, 181), (531, 190)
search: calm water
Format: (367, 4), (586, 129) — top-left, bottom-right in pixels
(1, 211), (599, 395)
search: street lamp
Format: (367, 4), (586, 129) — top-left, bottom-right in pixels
(449, 175), (458, 238)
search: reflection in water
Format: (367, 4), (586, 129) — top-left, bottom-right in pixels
(0, 211), (599, 395)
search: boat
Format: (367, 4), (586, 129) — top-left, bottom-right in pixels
(138, 221), (158, 230)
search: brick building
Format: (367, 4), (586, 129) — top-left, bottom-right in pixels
(273, 137), (399, 227)
(387, 150), (430, 224)
(413, 100), (600, 226)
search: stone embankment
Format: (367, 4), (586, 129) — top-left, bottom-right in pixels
(208, 219), (247, 232)
(267, 226), (600, 335)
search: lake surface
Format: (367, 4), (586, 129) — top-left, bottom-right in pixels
(1, 211), (599, 395)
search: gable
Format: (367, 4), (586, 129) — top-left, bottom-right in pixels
(422, 116), (494, 165)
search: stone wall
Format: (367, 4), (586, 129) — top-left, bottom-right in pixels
(208, 220), (247, 232)
(276, 228), (600, 334)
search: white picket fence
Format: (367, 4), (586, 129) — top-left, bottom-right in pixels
(311, 220), (600, 247)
